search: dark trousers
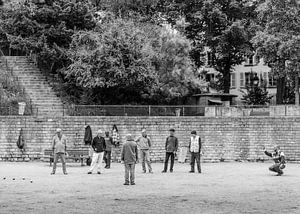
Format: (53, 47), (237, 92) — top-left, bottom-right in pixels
(125, 163), (135, 184)
(52, 153), (66, 174)
(104, 150), (111, 167)
(163, 152), (175, 171)
(190, 152), (201, 173)
(269, 163), (283, 174)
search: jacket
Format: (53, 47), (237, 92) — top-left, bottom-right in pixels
(84, 125), (93, 145)
(189, 136), (201, 153)
(121, 140), (138, 164)
(104, 136), (114, 151)
(52, 135), (67, 154)
(265, 150), (285, 164)
(165, 136), (178, 152)
(92, 136), (106, 153)
(136, 136), (151, 150)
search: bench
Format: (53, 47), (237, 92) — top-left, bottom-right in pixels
(44, 149), (89, 166)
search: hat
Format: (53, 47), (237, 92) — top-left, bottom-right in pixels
(191, 130), (197, 135)
(126, 134), (134, 141)
(97, 129), (103, 134)
(169, 128), (175, 132)
(56, 128), (62, 133)
(141, 129), (146, 133)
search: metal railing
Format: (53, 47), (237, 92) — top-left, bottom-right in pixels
(63, 104), (300, 117)
(64, 105), (206, 116)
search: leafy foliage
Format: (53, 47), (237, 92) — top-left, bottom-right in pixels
(241, 84), (273, 105)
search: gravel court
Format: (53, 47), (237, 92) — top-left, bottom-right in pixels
(0, 162), (299, 214)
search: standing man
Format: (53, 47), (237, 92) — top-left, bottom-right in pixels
(263, 145), (286, 176)
(121, 134), (138, 185)
(88, 129), (106, 174)
(51, 128), (68, 175)
(162, 128), (178, 173)
(104, 131), (113, 169)
(189, 130), (202, 173)
(136, 129), (153, 173)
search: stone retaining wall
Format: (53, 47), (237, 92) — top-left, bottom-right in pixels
(0, 116), (299, 162)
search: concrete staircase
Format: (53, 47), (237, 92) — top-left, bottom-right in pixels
(5, 56), (65, 116)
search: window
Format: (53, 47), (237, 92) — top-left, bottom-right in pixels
(206, 73), (215, 82)
(268, 73), (277, 87)
(245, 72), (251, 86)
(240, 72), (245, 87)
(249, 56), (253, 65)
(207, 52), (213, 66)
(231, 73), (236, 88)
(245, 55), (254, 66)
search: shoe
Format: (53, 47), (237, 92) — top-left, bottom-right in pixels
(198, 171), (202, 173)
(170, 170), (173, 173)
(51, 172), (55, 175)
(87, 172), (92, 174)
(97, 172), (101, 174)
(161, 170), (167, 173)
(123, 183), (129, 185)
(149, 171), (153, 174)
(106, 166), (110, 169)
(64, 172), (68, 175)
(104, 166), (108, 169)
(189, 171), (195, 173)
(142, 171), (146, 173)
(131, 182), (136, 185)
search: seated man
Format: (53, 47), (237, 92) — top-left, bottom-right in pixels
(263, 145), (286, 176)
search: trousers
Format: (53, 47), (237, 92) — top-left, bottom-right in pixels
(52, 152), (67, 174)
(104, 151), (111, 167)
(163, 152), (175, 171)
(140, 150), (152, 172)
(190, 152), (201, 173)
(88, 152), (104, 173)
(125, 163), (135, 184)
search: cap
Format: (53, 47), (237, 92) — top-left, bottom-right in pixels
(191, 130), (197, 135)
(56, 128), (62, 133)
(169, 128), (175, 132)
(141, 129), (146, 133)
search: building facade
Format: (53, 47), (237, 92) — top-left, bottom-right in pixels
(201, 47), (277, 105)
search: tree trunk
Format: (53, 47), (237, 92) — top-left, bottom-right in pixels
(295, 71), (299, 105)
(223, 70), (231, 93)
(276, 77), (286, 104)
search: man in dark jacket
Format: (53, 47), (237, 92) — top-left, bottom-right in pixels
(162, 128), (178, 173)
(189, 130), (202, 173)
(88, 129), (106, 174)
(104, 131), (114, 169)
(264, 145), (286, 176)
(121, 134), (138, 185)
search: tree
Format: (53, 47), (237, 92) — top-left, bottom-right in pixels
(252, 0), (300, 104)
(64, 19), (204, 104)
(241, 84), (273, 105)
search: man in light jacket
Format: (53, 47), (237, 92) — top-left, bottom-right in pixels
(51, 128), (68, 175)
(121, 134), (138, 185)
(189, 130), (202, 173)
(136, 129), (153, 173)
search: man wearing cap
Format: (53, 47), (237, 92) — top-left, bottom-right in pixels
(88, 129), (106, 174)
(104, 131), (114, 169)
(263, 145), (286, 176)
(162, 128), (178, 173)
(51, 128), (68, 175)
(136, 129), (153, 173)
(121, 134), (138, 185)
(189, 130), (202, 173)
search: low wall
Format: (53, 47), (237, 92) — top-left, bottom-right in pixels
(0, 116), (300, 162)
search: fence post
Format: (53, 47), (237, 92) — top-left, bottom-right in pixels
(148, 105), (151, 116)
(123, 105), (126, 116)
(182, 106), (185, 116)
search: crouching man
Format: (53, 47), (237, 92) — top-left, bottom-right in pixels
(263, 145), (286, 176)
(121, 134), (138, 185)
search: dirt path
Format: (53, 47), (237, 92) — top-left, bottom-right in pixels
(0, 162), (299, 214)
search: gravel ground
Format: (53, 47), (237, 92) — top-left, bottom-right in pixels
(0, 161), (299, 214)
